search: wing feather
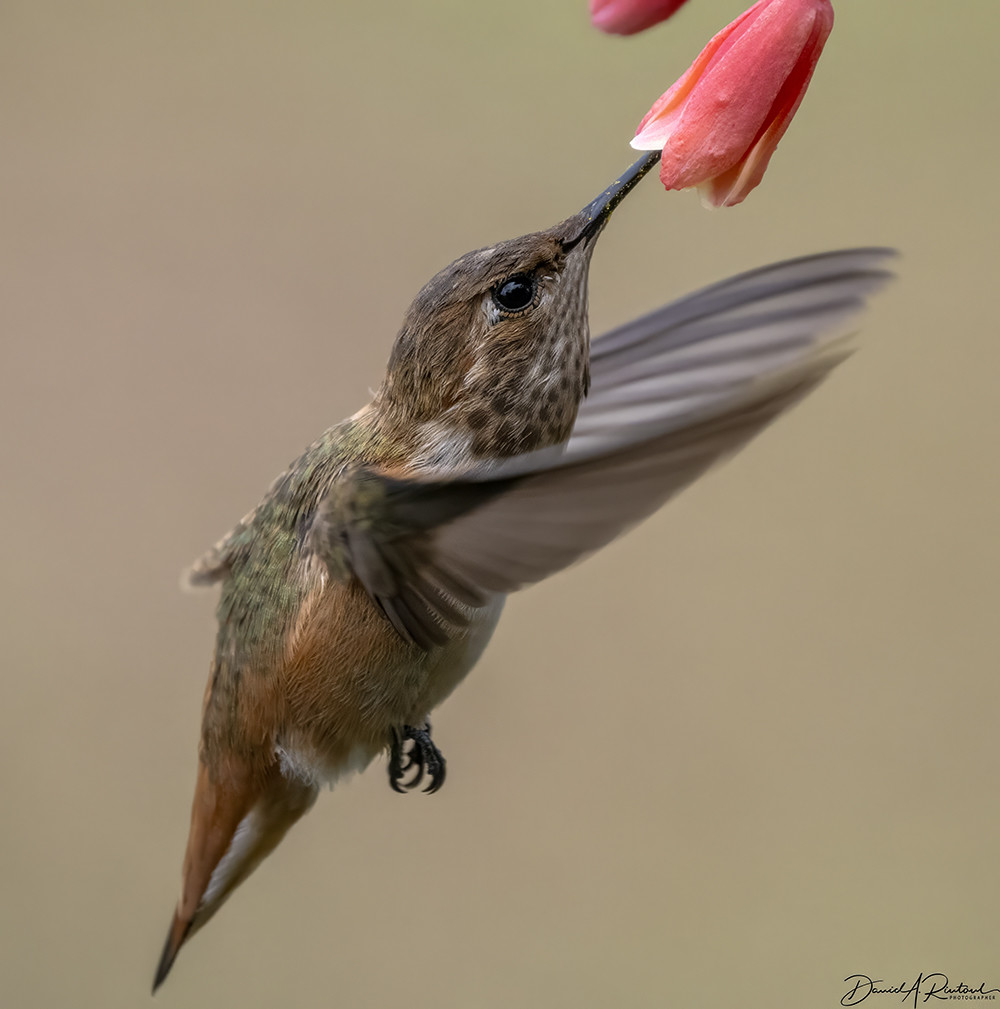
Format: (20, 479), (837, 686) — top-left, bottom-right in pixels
(306, 248), (895, 647)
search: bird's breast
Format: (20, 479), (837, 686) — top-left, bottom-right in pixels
(277, 580), (505, 787)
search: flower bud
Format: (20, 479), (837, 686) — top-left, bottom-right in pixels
(631, 0), (834, 206)
(590, 0), (691, 35)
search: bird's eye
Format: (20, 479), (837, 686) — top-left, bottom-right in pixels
(492, 274), (537, 314)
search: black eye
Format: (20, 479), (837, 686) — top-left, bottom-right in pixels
(493, 273), (536, 313)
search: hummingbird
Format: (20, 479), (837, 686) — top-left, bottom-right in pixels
(153, 150), (893, 990)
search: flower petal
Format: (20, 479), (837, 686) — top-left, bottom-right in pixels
(590, 0), (691, 36)
(630, 0), (834, 206)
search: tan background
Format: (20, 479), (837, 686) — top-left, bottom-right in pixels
(2, 1), (997, 1006)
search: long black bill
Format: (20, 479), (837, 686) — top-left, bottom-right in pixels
(564, 150), (661, 248)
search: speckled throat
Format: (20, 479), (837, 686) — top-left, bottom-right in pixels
(457, 244), (593, 460)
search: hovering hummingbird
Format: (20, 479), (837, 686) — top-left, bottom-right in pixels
(153, 150), (892, 989)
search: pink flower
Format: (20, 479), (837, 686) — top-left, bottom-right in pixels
(590, 0), (691, 35)
(631, 0), (834, 207)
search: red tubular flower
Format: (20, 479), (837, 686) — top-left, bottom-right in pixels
(590, 0), (691, 35)
(631, 0), (834, 207)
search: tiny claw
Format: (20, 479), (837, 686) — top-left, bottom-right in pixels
(422, 752), (445, 795)
(387, 723), (447, 794)
(404, 744), (427, 790)
(388, 729), (407, 794)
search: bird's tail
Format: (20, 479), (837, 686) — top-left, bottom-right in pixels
(153, 757), (317, 992)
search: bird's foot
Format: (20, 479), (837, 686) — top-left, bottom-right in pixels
(389, 722), (446, 794)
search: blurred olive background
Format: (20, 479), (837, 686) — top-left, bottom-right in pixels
(2, 1), (997, 1006)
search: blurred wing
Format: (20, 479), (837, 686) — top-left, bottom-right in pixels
(306, 470), (508, 650)
(490, 247), (896, 474)
(187, 543), (231, 587)
(394, 359), (840, 598)
(308, 248), (895, 647)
